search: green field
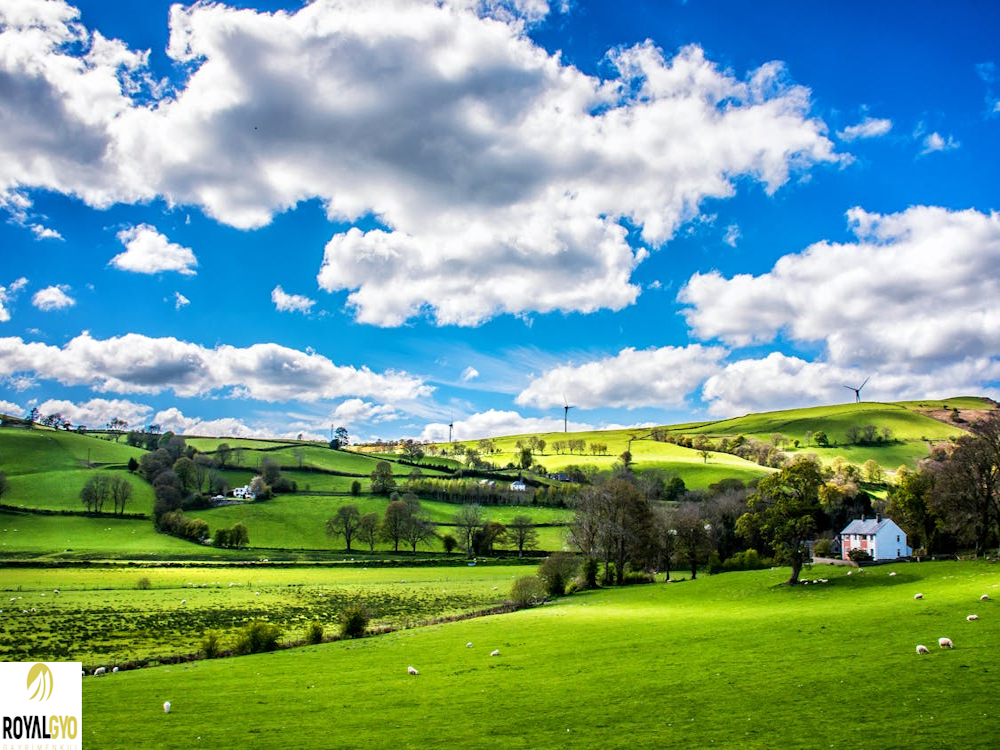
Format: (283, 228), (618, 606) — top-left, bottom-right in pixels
(79, 560), (1000, 749)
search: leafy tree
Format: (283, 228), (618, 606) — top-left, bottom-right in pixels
(106, 416), (128, 442)
(326, 505), (362, 551)
(506, 515), (539, 557)
(381, 499), (410, 552)
(230, 522), (249, 548)
(672, 502), (711, 579)
(572, 477), (655, 585)
(537, 553), (579, 597)
(813, 431), (829, 447)
(441, 533), (458, 554)
(173, 457), (197, 495)
(357, 512), (381, 553)
(261, 457), (282, 485)
(737, 456), (824, 585)
(215, 443), (232, 468)
(370, 461), (396, 495)
(863, 459), (884, 484)
(350, 479), (362, 496)
(886, 468), (940, 553)
(127, 456), (139, 473)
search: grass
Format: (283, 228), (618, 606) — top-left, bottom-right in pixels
(79, 560), (1000, 749)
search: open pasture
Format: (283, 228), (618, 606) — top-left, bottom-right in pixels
(80, 560), (1000, 748)
(0, 564), (530, 668)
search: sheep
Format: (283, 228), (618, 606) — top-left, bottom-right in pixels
(407, 666), (419, 675)
(163, 701), (171, 714)
(916, 644), (930, 655)
(889, 571), (897, 577)
(180, 599), (186, 605)
(490, 649), (500, 657)
(967, 614), (979, 621)
(466, 642), (473, 648)
(981, 594), (991, 601)
(938, 637), (953, 649)
(914, 593), (923, 600)
(112, 666), (119, 673)
(93, 667), (106, 676)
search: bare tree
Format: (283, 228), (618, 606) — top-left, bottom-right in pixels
(507, 515), (539, 557)
(326, 505), (362, 552)
(453, 503), (484, 557)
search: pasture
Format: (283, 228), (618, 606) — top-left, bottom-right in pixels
(0, 564), (530, 668)
(80, 560), (1000, 749)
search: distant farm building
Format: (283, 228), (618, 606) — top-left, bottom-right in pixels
(232, 485), (256, 500)
(840, 516), (911, 561)
(509, 480), (527, 492)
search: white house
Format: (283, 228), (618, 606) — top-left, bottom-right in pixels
(509, 480), (527, 492)
(840, 516), (911, 561)
(232, 485), (256, 500)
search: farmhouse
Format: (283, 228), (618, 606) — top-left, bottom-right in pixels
(509, 480), (527, 491)
(840, 515), (911, 561)
(232, 485), (256, 500)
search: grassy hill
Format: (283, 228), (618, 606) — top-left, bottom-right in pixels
(79, 560), (1000, 749)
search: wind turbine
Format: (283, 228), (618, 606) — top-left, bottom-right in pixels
(562, 395), (575, 433)
(448, 419), (454, 444)
(842, 376), (870, 403)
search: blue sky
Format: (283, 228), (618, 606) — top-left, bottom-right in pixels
(1, 0), (998, 442)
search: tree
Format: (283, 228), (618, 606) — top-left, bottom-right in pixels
(507, 515), (539, 557)
(886, 468), (940, 553)
(350, 479), (362, 496)
(215, 443), (232, 469)
(173, 457), (197, 495)
(80, 474), (112, 513)
(381, 499), (410, 552)
(127, 457), (139, 473)
(230, 523), (249, 548)
(106, 417), (128, 442)
(261, 457), (282, 485)
(441, 534), (458, 554)
(370, 461), (396, 494)
(572, 477), (655, 585)
(672, 502), (711, 579)
(357, 512), (381, 553)
(332, 426), (349, 448)
(401, 513), (434, 553)
(813, 431), (829, 447)
(453, 503), (484, 557)
(110, 476), (133, 515)
(519, 446), (533, 470)
(737, 456), (824, 585)
(863, 459), (884, 484)
(326, 505), (362, 551)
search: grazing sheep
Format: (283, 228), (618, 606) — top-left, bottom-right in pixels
(914, 593), (923, 600)
(163, 701), (171, 714)
(112, 667), (119, 673)
(407, 666), (419, 675)
(981, 594), (991, 601)
(466, 642), (473, 648)
(93, 667), (106, 676)
(53, 589), (59, 594)
(916, 644), (930, 655)
(967, 614), (979, 621)
(938, 637), (953, 649)
(180, 599), (186, 605)
(889, 572), (897, 577)
(490, 649), (500, 657)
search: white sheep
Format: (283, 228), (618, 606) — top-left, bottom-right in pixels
(915, 644), (930, 654)
(466, 642), (473, 648)
(938, 637), (953, 649)
(967, 614), (979, 621)
(981, 594), (991, 601)
(914, 593), (923, 600)
(889, 572), (897, 577)
(180, 599), (186, 605)
(490, 649), (500, 657)
(112, 666), (119, 673)
(163, 701), (171, 714)
(93, 667), (106, 676)
(407, 666), (419, 675)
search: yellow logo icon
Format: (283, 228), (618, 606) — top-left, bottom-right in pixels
(27, 663), (54, 702)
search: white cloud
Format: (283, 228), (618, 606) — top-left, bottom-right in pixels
(32, 285), (75, 311)
(0, 399), (23, 416)
(920, 131), (959, 155)
(837, 117), (892, 141)
(0, 0), (840, 327)
(680, 206), (1000, 411)
(111, 224), (197, 275)
(173, 292), (190, 310)
(34, 397), (152, 430)
(516, 344), (727, 409)
(723, 224), (740, 248)
(30, 224), (63, 240)
(0, 331), (431, 403)
(0, 277), (28, 322)
(332, 398), (399, 425)
(271, 286), (315, 314)
(461, 366), (480, 381)
(420, 408), (582, 442)
(152, 406), (263, 438)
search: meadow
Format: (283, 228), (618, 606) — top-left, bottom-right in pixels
(79, 560), (1000, 749)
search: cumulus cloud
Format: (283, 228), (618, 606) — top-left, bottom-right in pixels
(32, 285), (75, 311)
(920, 131), (959, 155)
(680, 205), (1000, 411)
(34, 397), (153, 429)
(723, 224), (741, 248)
(31, 224), (63, 240)
(111, 224), (197, 275)
(0, 277), (28, 322)
(516, 344), (727, 409)
(173, 292), (190, 309)
(837, 116), (892, 141)
(461, 366), (480, 382)
(0, 331), (430, 402)
(420, 408), (580, 442)
(271, 286), (315, 314)
(0, 399), (23, 416)
(1, 0), (839, 327)
(332, 398), (399, 425)
(152, 406), (263, 438)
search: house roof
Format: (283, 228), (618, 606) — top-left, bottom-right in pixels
(840, 517), (899, 535)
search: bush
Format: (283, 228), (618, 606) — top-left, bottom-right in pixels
(350, 480), (361, 496)
(848, 548), (872, 562)
(721, 549), (773, 572)
(233, 621), (283, 655)
(135, 576), (151, 590)
(306, 621), (324, 645)
(621, 569), (655, 585)
(538, 553), (579, 597)
(812, 538), (834, 557)
(340, 605), (369, 639)
(202, 629), (222, 658)
(510, 576), (546, 609)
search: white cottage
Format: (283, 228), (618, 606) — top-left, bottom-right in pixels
(840, 516), (911, 561)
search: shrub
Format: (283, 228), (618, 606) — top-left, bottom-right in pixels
(202, 629), (222, 658)
(538, 553), (579, 597)
(812, 538), (834, 557)
(510, 576), (546, 609)
(721, 549), (772, 572)
(848, 548), (872, 562)
(350, 480), (361, 496)
(306, 621), (324, 645)
(340, 605), (369, 639)
(621, 569), (655, 585)
(233, 621), (283, 655)
(135, 576), (151, 590)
